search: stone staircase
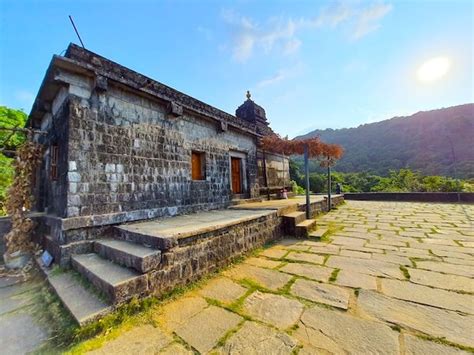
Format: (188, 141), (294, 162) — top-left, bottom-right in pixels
(39, 236), (163, 325)
(39, 205), (332, 326)
(282, 211), (328, 239)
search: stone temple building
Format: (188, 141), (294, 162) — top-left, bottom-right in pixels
(29, 43), (289, 229)
(24, 44), (341, 324)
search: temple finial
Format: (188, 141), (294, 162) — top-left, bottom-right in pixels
(246, 90), (251, 100)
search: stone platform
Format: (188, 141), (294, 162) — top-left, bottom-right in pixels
(117, 209), (275, 244)
(76, 200), (474, 354)
(232, 194), (342, 215)
(39, 196), (343, 325)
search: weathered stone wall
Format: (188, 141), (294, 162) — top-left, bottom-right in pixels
(306, 195), (345, 216)
(148, 212), (282, 295)
(0, 217), (11, 258)
(344, 192), (474, 203)
(257, 151), (290, 192)
(34, 88), (71, 217)
(42, 69), (259, 221)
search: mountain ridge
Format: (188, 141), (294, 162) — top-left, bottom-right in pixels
(295, 103), (474, 179)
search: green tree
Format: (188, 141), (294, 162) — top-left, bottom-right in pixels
(0, 106), (28, 215)
(372, 169), (422, 192)
(421, 175), (464, 192)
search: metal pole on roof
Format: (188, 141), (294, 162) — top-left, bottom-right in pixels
(68, 15), (86, 49)
(304, 144), (310, 219)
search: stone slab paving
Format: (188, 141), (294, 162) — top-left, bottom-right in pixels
(198, 277), (247, 304)
(242, 291), (304, 329)
(222, 263), (292, 290)
(0, 272), (50, 355)
(279, 262), (333, 282)
(358, 290), (474, 348)
(295, 307), (400, 354)
(291, 278), (350, 309)
(404, 334), (471, 354)
(284, 251), (325, 264)
(219, 321), (298, 354)
(80, 201), (474, 354)
(243, 256), (282, 269)
(408, 267), (474, 293)
(334, 269), (378, 290)
(174, 306), (242, 353)
(87, 325), (173, 354)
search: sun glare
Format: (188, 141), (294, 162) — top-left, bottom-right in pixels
(416, 56), (451, 83)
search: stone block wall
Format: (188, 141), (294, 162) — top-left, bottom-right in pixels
(33, 88), (71, 217)
(65, 87), (259, 219)
(34, 65), (260, 224)
(148, 212), (282, 296)
(257, 151), (290, 191)
(0, 217), (11, 258)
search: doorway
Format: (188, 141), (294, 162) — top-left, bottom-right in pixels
(231, 157), (242, 194)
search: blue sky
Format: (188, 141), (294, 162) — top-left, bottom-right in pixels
(0, 0), (472, 137)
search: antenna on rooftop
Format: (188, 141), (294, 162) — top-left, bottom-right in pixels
(68, 15), (85, 49)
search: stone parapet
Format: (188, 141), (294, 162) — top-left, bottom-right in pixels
(344, 192), (474, 203)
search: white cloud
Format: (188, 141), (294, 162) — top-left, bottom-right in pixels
(256, 71), (287, 88)
(352, 3), (393, 40)
(222, 10), (301, 62)
(283, 38), (302, 55)
(313, 2), (353, 28)
(234, 34), (256, 62)
(222, 2), (392, 62)
(255, 63), (305, 88)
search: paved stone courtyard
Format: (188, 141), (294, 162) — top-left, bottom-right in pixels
(46, 201), (474, 353)
(0, 272), (49, 354)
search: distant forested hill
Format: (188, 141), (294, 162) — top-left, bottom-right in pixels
(296, 104), (474, 179)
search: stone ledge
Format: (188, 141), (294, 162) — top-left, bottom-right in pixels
(344, 192), (474, 203)
(40, 203), (229, 231)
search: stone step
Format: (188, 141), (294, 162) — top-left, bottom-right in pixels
(94, 239), (161, 273)
(37, 258), (112, 326)
(71, 253), (148, 304)
(277, 204), (300, 217)
(308, 227), (329, 239)
(295, 219), (317, 238)
(114, 225), (177, 251)
(230, 197), (263, 205)
(282, 211), (307, 234)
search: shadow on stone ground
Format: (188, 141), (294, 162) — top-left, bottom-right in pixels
(3, 201), (474, 354)
(0, 269), (50, 355)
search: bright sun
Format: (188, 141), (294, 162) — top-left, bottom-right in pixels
(416, 56), (451, 83)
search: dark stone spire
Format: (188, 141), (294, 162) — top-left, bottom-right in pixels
(235, 91), (274, 136)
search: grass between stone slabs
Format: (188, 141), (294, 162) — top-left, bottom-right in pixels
(408, 257), (418, 268)
(390, 324), (402, 332)
(453, 240), (464, 247)
(399, 265), (411, 280)
(320, 222), (342, 242)
(415, 333), (474, 353)
(328, 268), (340, 282)
(214, 320), (245, 349)
(32, 207), (349, 353)
(31, 284), (78, 353)
(322, 254), (331, 265)
(277, 276), (297, 295)
(47, 252), (256, 353)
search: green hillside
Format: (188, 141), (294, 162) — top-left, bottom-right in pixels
(296, 104), (474, 179)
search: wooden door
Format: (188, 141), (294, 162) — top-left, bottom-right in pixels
(192, 152), (203, 180)
(231, 157), (242, 193)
